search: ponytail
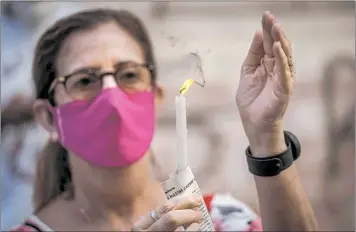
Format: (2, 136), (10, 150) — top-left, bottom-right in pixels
(33, 140), (71, 212)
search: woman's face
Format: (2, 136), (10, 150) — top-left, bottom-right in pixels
(34, 21), (163, 166)
(54, 22), (149, 106)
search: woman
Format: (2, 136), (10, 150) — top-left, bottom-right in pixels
(11, 9), (317, 231)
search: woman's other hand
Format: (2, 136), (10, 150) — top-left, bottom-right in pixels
(131, 195), (204, 231)
(236, 11), (295, 157)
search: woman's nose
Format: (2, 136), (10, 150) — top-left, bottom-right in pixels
(102, 74), (118, 89)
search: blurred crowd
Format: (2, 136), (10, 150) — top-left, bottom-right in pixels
(1, 1), (355, 231)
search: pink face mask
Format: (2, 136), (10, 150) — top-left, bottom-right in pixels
(51, 87), (155, 167)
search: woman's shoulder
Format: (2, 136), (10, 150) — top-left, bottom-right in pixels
(203, 193), (262, 231)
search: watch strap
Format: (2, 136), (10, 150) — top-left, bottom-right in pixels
(245, 131), (300, 177)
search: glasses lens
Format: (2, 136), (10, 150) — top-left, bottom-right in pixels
(63, 63), (152, 100)
(65, 71), (101, 100)
(115, 63), (151, 92)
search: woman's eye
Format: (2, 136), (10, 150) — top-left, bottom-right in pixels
(117, 70), (140, 84)
(75, 76), (97, 87)
(122, 71), (138, 80)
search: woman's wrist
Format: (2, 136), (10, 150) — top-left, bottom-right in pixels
(247, 128), (287, 158)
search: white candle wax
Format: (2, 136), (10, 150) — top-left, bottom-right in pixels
(175, 95), (188, 173)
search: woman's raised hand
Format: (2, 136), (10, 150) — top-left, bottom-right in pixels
(236, 11), (295, 156)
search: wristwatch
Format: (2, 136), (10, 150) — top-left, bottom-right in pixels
(245, 131), (301, 177)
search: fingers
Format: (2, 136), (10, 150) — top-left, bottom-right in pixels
(131, 205), (172, 231)
(267, 11), (295, 91)
(186, 223), (201, 231)
(172, 195), (203, 210)
(273, 42), (293, 94)
(262, 11), (295, 78)
(174, 226), (186, 231)
(132, 202), (175, 230)
(262, 11), (275, 58)
(132, 195), (203, 231)
(148, 209), (203, 231)
(243, 30), (264, 67)
(271, 23), (295, 75)
(271, 23), (292, 59)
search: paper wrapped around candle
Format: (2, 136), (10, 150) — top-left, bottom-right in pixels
(175, 95), (188, 173)
(162, 166), (215, 231)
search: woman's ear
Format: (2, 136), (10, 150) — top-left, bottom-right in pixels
(154, 84), (165, 105)
(33, 99), (58, 142)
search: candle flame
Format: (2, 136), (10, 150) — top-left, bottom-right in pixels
(179, 52), (206, 96)
(179, 79), (197, 95)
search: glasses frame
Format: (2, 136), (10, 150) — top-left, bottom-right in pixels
(47, 62), (153, 103)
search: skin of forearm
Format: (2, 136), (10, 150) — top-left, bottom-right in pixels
(255, 164), (318, 231)
(249, 130), (318, 231)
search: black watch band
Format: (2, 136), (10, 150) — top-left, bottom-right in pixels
(245, 131), (301, 177)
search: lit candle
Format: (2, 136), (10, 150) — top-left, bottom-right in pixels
(175, 95), (188, 173)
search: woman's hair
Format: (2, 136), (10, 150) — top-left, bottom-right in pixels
(32, 8), (157, 211)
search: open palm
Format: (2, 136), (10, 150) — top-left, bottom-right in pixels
(236, 12), (295, 138)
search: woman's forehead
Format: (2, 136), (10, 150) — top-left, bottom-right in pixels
(56, 22), (145, 75)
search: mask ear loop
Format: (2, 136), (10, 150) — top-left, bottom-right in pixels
(179, 52), (206, 95)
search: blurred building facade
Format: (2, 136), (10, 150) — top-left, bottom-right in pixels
(1, 1), (354, 231)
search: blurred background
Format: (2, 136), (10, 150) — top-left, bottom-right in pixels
(1, 1), (355, 231)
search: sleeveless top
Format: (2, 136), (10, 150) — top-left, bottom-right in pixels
(10, 193), (262, 232)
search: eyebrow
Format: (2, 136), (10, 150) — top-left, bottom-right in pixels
(65, 60), (140, 77)
(114, 60), (137, 69)
(64, 66), (101, 77)
(65, 61), (137, 77)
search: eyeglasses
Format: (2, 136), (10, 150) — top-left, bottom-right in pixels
(48, 61), (153, 101)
